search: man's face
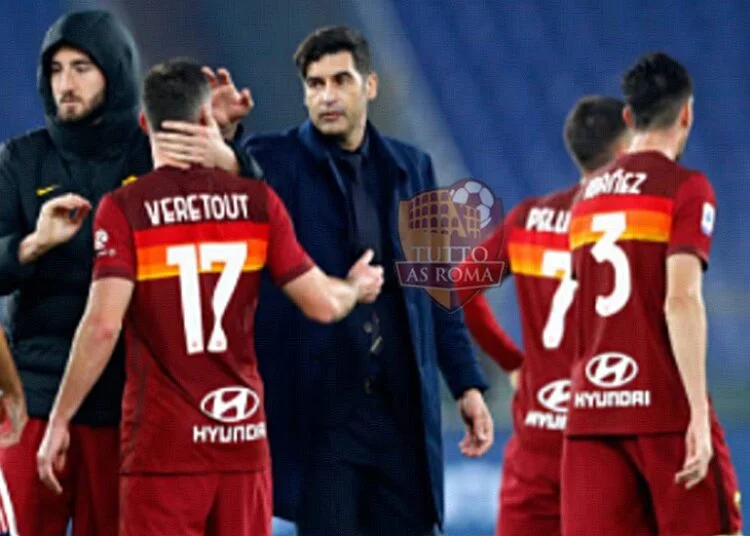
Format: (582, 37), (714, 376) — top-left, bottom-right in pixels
(303, 51), (377, 141)
(50, 46), (106, 122)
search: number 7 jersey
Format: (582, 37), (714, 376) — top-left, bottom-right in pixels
(566, 151), (716, 436)
(91, 166), (314, 474)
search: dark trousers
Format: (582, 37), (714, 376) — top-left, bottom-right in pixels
(297, 382), (437, 536)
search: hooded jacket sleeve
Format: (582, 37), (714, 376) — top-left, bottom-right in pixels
(229, 124), (264, 180)
(0, 143), (35, 295)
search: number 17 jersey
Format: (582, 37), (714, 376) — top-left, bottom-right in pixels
(566, 151), (716, 436)
(91, 166), (314, 474)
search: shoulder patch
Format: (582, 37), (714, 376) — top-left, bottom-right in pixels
(701, 202), (715, 236)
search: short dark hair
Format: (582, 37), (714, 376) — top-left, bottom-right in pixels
(142, 58), (209, 131)
(564, 96), (628, 172)
(621, 52), (692, 130)
(293, 26), (372, 78)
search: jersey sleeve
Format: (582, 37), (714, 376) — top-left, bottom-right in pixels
(667, 173), (716, 269)
(265, 186), (315, 286)
(457, 203), (524, 371)
(462, 293), (524, 371)
(92, 194), (136, 281)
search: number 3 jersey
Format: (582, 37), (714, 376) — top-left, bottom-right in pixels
(567, 151), (716, 436)
(91, 166), (314, 474)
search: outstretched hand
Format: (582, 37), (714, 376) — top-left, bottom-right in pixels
(204, 67), (253, 140)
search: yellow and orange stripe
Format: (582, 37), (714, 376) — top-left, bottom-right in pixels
(507, 228), (569, 279)
(570, 194), (673, 250)
(133, 221), (270, 282)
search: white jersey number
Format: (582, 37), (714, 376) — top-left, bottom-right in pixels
(540, 211), (631, 348)
(167, 242), (247, 354)
(590, 213), (631, 317)
(541, 251), (578, 349)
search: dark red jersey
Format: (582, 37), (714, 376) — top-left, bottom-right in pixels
(566, 151), (716, 436)
(92, 165), (313, 474)
(463, 185), (578, 455)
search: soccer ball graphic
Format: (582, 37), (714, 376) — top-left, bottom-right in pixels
(449, 179), (498, 230)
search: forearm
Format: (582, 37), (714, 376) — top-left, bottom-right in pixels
(0, 330), (22, 396)
(49, 317), (120, 424)
(665, 295), (708, 416)
(325, 276), (359, 322)
(18, 231), (49, 265)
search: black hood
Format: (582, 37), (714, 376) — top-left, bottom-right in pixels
(38, 10), (141, 157)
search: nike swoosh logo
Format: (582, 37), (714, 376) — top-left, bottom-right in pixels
(35, 185), (59, 196)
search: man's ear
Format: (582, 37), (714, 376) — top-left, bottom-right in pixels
(679, 97), (693, 129)
(366, 71), (379, 101)
(138, 111), (150, 135)
(622, 105), (635, 129)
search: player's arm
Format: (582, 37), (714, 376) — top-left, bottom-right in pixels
(462, 294), (524, 371)
(264, 185), (383, 323)
(666, 174), (716, 489)
(457, 208), (524, 371)
(38, 193), (136, 494)
(665, 254), (708, 418)
(49, 278), (133, 425)
(0, 325), (28, 446)
(37, 277), (133, 494)
(666, 253), (711, 490)
(282, 249), (383, 324)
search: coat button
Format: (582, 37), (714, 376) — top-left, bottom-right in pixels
(363, 321), (373, 333)
(364, 376), (375, 395)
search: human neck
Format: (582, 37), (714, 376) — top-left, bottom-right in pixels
(337, 118), (367, 152)
(627, 130), (681, 161)
(150, 142), (190, 170)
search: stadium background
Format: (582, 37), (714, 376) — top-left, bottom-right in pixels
(1, 0), (747, 534)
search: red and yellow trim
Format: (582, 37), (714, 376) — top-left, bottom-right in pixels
(570, 195), (673, 249)
(507, 228), (569, 279)
(133, 221), (269, 281)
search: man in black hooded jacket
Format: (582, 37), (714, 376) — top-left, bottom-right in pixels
(0, 10), (255, 535)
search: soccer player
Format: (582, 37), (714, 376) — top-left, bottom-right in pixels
(562, 52), (742, 535)
(35, 59), (384, 536)
(460, 96), (631, 536)
(0, 10), (255, 535)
